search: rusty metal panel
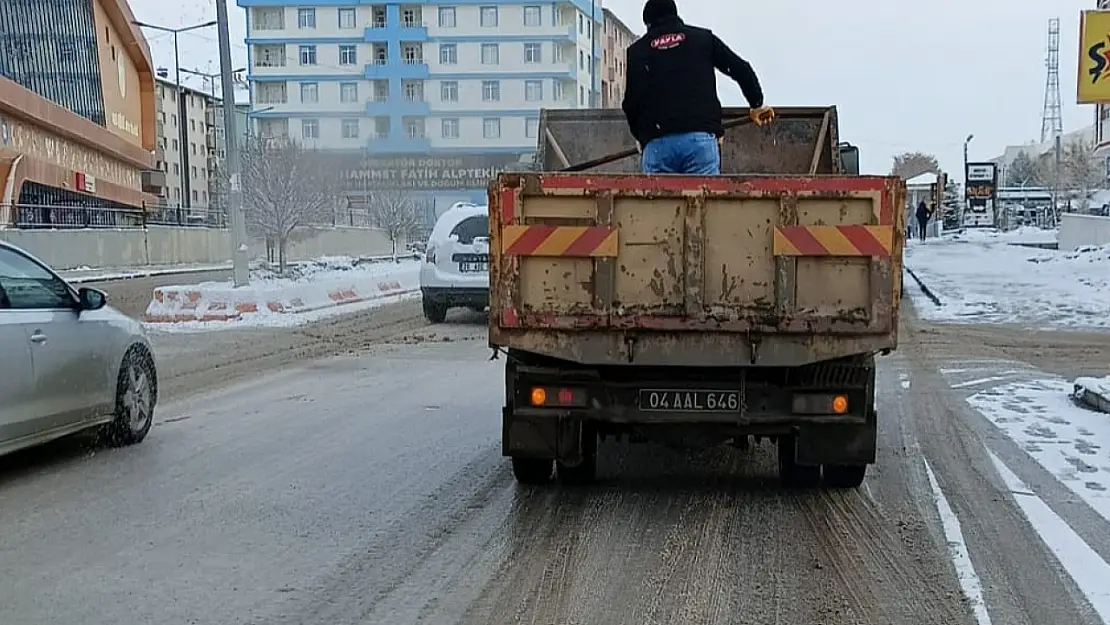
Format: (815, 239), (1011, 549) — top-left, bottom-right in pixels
(537, 106), (841, 175)
(488, 172), (906, 366)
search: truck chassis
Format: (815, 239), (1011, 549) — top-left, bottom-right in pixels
(502, 348), (876, 488)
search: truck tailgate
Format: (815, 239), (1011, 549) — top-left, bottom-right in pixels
(489, 173), (906, 367)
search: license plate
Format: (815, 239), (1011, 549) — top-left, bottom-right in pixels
(639, 389), (742, 412)
(458, 262), (488, 273)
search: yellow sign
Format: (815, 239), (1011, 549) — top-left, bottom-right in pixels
(1078, 10), (1110, 103)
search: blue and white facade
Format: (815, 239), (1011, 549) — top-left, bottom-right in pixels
(238, 0), (604, 211)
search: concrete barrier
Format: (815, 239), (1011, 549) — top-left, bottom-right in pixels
(144, 261), (420, 322)
(1058, 213), (1110, 251)
(0, 225), (398, 269)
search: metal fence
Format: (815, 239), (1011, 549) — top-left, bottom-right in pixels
(6, 203), (228, 229)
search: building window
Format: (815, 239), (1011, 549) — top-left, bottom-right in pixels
(483, 117), (500, 139)
(298, 8), (316, 29)
(403, 81), (424, 102)
(523, 6), (542, 26)
(190, 119), (196, 131)
(372, 7), (386, 28)
(338, 7), (356, 29)
(299, 45), (317, 65)
(191, 165), (197, 177)
(341, 119), (360, 139)
(401, 8), (420, 27)
(171, 139), (178, 151)
(302, 118), (319, 139)
(578, 13), (583, 33)
(524, 43), (542, 63)
(372, 80), (388, 101)
(481, 43), (499, 65)
(441, 118), (459, 139)
(525, 80), (543, 101)
(256, 82), (287, 104)
(553, 44), (563, 63)
(440, 81), (458, 101)
(402, 44), (423, 63)
(405, 117), (426, 139)
(374, 117), (389, 138)
(255, 44), (285, 67)
(438, 6), (456, 27)
(253, 7), (284, 29)
(482, 80), (500, 102)
(580, 85), (585, 105)
(552, 80), (563, 101)
(526, 117), (539, 138)
(440, 43), (457, 64)
(340, 82), (358, 102)
(300, 82), (318, 103)
(170, 113), (177, 125)
(480, 6), (498, 27)
(579, 50), (584, 69)
(173, 162), (180, 174)
(339, 44), (357, 65)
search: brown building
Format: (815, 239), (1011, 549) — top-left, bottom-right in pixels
(600, 8), (636, 108)
(0, 0), (163, 228)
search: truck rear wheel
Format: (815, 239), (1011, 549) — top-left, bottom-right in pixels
(778, 435), (820, 488)
(824, 464), (867, 488)
(512, 458), (553, 484)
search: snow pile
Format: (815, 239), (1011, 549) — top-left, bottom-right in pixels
(966, 378), (1110, 521)
(1073, 375), (1110, 414)
(144, 258), (420, 325)
(904, 232), (1110, 328)
(942, 226), (1057, 245)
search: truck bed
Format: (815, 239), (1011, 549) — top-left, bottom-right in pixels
(489, 173), (906, 367)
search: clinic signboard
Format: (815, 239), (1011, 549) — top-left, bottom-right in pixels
(337, 153), (528, 191)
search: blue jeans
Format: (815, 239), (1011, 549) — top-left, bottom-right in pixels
(641, 132), (720, 174)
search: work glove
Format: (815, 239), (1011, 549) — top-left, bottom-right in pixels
(749, 106), (775, 126)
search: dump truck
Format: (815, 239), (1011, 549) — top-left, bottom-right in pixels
(488, 107), (905, 488)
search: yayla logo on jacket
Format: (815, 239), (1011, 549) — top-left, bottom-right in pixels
(650, 32), (685, 49)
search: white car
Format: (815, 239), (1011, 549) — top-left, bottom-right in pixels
(419, 202), (490, 322)
(0, 240), (157, 458)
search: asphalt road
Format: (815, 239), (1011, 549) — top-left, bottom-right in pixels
(0, 300), (1108, 624)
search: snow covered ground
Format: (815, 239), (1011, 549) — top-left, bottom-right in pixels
(904, 228), (1110, 328)
(144, 256), (422, 331)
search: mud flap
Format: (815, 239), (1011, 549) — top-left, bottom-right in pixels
(502, 407), (584, 463)
(794, 422), (877, 466)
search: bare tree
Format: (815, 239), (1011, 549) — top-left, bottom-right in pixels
(1061, 138), (1103, 210)
(890, 151), (940, 179)
(367, 187), (421, 260)
(240, 137), (340, 272)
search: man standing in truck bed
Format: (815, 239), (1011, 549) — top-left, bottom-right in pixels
(622, 0), (775, 174)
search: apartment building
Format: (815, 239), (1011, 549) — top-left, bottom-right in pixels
(153, 78), (251, 215)
(600, 8), (635, 108)
(239, 0), (606, 207)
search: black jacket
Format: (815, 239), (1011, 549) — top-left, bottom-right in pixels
(621, 16), (763, 146)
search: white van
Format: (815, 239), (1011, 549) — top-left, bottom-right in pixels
(419, 202), (489, 322)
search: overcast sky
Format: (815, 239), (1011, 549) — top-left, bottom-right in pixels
(131, 0), (1097, 174)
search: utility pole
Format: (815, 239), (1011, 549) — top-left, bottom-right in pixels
(216, 0), (250, 286)
(1053, 133), (1062, 226)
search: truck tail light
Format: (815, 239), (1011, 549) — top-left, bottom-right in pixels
(529, 386), (586, 407)
(792, 394), (850, 415)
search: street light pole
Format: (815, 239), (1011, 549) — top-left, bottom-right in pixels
(133, 20), (216, 214)
(963, 134), (973, 226)
(216, 0), (250, 286)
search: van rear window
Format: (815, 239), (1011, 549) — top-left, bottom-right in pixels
(450, 216), (489, 244)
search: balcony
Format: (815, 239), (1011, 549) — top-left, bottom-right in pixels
(364, 59), (429, 79)
(363, 134), (431, 154)
(363, 23), (427, 41)
(365, 96), (430, 116)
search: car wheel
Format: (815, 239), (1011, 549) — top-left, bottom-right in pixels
(104, 346), (157, 447)
(422, 297), (448, 323)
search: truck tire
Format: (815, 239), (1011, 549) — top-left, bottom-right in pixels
(557, 427), (597, 485)
(824, 464), (867, 488)
(422, 298), (448, 323)
(512, 458), (553, 484)
(778, 435), (820, 488)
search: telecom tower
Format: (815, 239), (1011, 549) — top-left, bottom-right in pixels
(1041, 17), (1063, 142)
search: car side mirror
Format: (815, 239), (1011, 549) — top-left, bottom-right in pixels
(78, 287), (107, 311)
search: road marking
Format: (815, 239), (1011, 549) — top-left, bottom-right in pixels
(951, 375), (1014, 389)
(987, 450), (1110, 620)
(924, 459), (993, 625)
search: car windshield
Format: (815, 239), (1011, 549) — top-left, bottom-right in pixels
(449, 216), (489, 245)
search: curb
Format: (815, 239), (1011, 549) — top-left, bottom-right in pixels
(1073, 379), (1110, 414)
(904, 266), (942, 307)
